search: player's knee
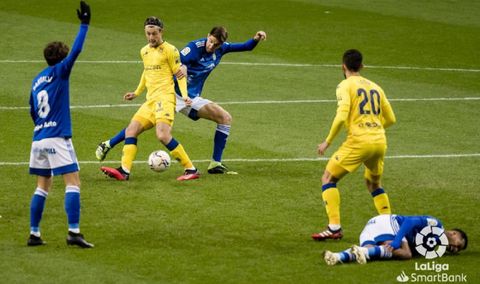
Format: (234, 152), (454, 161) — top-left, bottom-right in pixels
(156, 131), (171, 145)
(321, 171), (333, 184)
(216, 111), (232, 124)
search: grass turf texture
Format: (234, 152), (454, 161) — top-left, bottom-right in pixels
(0, 0), (479, 283)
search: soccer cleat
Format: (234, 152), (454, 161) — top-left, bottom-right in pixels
(101, 166), (129, 181)
(311, 227), (343, 241)
(323, 250), (341, 266)
(66, 231), (94, 248)
(177, 169), (200, 181)
(207, 161), (238, 174)
(95, 141), (111, 161)
(351, 245), (368, 264)
(27, 234), (46, 246)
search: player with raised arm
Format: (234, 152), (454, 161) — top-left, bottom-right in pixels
(312, 49), (397, 241)
(323, 214), (468, 265)
(96, 27), (267, 174)
(100, 17), (199, 181)
(27, 1), (93, 248)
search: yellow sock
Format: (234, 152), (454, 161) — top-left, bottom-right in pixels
(321, 183), (341, 225)
(121, 144), (137, 173)
(170, 144), (194, 169)
(371, 188), (391, 214)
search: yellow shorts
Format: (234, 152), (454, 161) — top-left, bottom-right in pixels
(326, 141), (387, 182)
(132, 93), (176, 128)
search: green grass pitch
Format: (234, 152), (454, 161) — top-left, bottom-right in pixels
(0, 0), (479, 283)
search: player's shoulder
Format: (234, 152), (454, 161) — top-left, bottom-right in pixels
(180, 39), (205, 57)
(162, 41), (178, 51)
(192, 38), (206, 49)
(336, 78), (349, 90)
(140, 44), (150, 54)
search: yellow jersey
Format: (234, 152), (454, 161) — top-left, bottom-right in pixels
(326, 75), (396, 144)
(133, 41), (183, 101)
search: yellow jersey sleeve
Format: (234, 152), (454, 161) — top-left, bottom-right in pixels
(134, 70), (146, 97)
(377, 87), (396, 128)
(325, 82), (350, 144)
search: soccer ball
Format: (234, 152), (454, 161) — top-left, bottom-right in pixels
(148, 150), (171, 172)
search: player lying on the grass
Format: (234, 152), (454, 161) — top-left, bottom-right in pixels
(323, 214), (467, 265)
(100, 16), (199, 181)
(96, 27), (267, 174)
(27, 1), (93, 248)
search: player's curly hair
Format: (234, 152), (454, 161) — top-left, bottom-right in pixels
(144, 16), (163, 29)
(210, 26), (228, 43)
(343, 49), (363, 72)
(44, 41), (69, 66)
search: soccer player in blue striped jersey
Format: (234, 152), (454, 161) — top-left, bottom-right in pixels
(323, 214), (468, 265)
(96, 27), (267, 174)
(27, 1), (93, 248)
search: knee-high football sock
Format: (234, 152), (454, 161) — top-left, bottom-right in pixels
(30, 188), (48, 236)
(371, 188), (391, 214)
(212, 124), (230, 162)
(108, 128), (126, 148)
(65, 185), (81, 233)
(121, 137), (138, 173)
(322, 183), (341, 227)
(166, 138), (194, 169)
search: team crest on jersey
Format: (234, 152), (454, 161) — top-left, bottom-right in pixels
(181, 47), (191, 56)
(196, 40), (205, 47)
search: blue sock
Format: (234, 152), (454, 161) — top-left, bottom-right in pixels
(212, 124), (230, 162)
(338, 248), (356, 263)
(65, 186), (81, 233)
(109, 128), (126, 148)
(367, 246), (392, 259)
(30, 188), (48, 235)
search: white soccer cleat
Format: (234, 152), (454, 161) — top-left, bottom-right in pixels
(323, 250), (341, 266)
(351, 245), (368, 264)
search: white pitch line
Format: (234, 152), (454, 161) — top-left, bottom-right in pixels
(1, 153), (479, 166)
(1, 97), (479, 111)
(0, 59), (479, 72)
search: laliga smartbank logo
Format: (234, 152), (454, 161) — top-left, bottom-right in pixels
(414, 225), (448, 259)
(395, 224), (468, 282)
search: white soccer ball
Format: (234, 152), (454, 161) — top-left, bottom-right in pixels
(148, 150), (171, 172)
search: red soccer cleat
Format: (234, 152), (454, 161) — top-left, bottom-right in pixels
(311, 227), (343, 241)
(176, 169), (200, 181)
(100, 166), (129, 181)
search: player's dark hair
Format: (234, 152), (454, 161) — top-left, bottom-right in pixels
(210, 26), (228, 43)
(44, 41), (69, 66)
(452, 228), (468, 250)
(343, 49), (363, 72)
(144, 16), (163, 29)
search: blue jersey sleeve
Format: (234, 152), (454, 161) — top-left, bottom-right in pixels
(222, 38), (258, 54)
(59, 24), (89, 78)
(391, 216), (441, 249)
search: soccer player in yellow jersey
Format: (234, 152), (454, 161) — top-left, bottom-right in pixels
(101, 17), (199, 181)
(312, 49), (396, 241)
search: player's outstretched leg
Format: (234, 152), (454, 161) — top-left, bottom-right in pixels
(95, 128), (126, 161)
